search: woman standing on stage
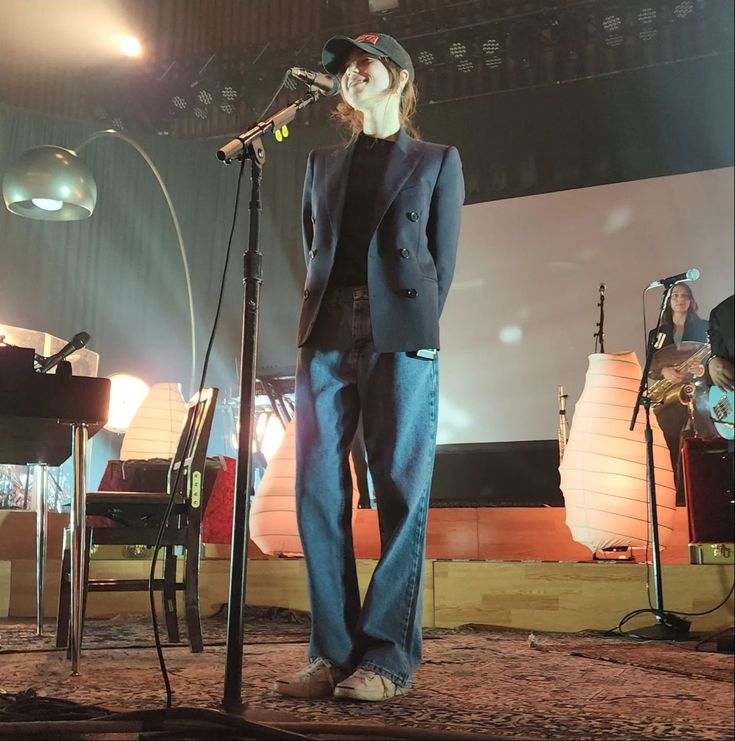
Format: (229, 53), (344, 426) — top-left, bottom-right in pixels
(274, 32), (464, 702)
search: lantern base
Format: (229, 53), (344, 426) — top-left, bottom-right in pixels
(630, 613), (692, 640)
(593, 546), (635, 561)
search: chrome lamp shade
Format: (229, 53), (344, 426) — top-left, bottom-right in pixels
(2, 145), (97, 221)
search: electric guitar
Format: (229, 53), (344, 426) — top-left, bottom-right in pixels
(709, 386), (734, 440)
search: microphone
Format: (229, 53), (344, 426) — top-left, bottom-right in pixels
(288, 67), (340, 97)
(646, 268), (700, 290)
(39, 331), (90, 373)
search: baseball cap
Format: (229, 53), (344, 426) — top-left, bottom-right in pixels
(322, 33), (415, 81)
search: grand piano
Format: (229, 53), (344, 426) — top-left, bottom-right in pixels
(0, 343), (110, 673)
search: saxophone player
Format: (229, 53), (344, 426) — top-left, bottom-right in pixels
(648, 283), (713, 504)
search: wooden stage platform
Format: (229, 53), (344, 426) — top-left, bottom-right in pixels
(1, 506), (733, 635)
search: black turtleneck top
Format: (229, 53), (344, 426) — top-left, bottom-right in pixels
(328, 133), (395, 288)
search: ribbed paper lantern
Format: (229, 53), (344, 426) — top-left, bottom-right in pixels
(559, 352), (676, 553)
(120, 382), (187, 461)
(250, 416), (360, 557)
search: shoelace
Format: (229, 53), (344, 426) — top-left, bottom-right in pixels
(305, 658), (332, 675)
(344, 668), (379, 686)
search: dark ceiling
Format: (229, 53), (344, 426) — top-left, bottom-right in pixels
(0, 0), (732, 139)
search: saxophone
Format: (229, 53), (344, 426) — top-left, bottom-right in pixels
(648, 343), (711, 405)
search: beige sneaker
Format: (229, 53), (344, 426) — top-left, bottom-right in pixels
(334, 666), (409, 702)
(273, 657), (349, 699)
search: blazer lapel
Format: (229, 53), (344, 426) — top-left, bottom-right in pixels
(370, 129), (424, 229)
(322, 129), (424, 246)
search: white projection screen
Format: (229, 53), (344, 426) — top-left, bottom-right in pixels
(438, 166), (734, 445)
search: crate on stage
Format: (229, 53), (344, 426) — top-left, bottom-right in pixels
(689, 542), (734, 565)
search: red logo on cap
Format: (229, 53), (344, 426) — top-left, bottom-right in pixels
(355, 34), (379, 44)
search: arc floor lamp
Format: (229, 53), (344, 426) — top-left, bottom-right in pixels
(2, 129), (196, 394)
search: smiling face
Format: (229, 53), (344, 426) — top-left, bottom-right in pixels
(339, 51), (402, 112)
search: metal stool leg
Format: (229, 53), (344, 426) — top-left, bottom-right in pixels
(33, 464), (48, 637)
(69, 423), (88, 675)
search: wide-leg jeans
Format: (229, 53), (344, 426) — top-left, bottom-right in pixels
(295, 286), (438, 687)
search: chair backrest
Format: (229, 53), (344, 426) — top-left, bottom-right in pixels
(167, 387), (218, 514)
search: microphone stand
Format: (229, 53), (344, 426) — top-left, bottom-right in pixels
(594, 283), (605, 353)
(216, 90), (322, 716)
(628, 284), (691, 639)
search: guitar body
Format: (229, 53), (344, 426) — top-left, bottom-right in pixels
(709, 386), (734, 439)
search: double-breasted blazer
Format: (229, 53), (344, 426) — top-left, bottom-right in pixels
(297, 128), (465, 353)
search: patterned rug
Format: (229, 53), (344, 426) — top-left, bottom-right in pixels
(1, 609), (732, 740)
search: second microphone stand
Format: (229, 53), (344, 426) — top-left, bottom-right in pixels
(628, 283), (692, 639)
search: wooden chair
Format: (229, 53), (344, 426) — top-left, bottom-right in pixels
(56, 387), (219, 653)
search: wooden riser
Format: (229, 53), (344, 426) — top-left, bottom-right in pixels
(2, 556), (732, 634)
(1, 507), (730, 632)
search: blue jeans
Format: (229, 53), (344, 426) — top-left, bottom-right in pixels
(295, 286), (439, 688)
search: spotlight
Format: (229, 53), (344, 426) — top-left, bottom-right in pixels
(482, 38), (501, 56)
(171, 94), (188, 112)
(105, 374), (149, 434)
(449, 42), (467, 59)
(457, 59), (474, 73)
(674, 1), (694, 19)
(637, 7), (657, 41)
(368, 0), (399, 13)
(220, 84), (239, 114)
(417, 50), (435, 66)
(602, 14), (624, 47)
(121, 36), (142, 58)
(197, 88), (214, 106)
(602, 14), (623, 33)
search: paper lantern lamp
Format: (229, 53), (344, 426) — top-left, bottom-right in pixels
(250, 416), (360, 557)
(120, 382), (187, 461)
(559, 352), (676, 553)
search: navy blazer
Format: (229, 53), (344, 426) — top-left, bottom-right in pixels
(298, 128), (465, 352)
(648, 315), (709, 348)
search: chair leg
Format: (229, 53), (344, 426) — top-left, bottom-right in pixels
(163, 546), (180, 643)
(79, 528), (92, 649)
(184, 537), (203, 653)
(55, 532), (70, 648)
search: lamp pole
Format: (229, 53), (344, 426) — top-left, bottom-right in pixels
(74, 130), (197, 396)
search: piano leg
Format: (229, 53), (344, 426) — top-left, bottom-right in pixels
(33, 464), (48, 636)
(69, 423), (88, 675)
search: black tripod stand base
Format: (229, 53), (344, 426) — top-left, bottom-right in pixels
(630, 614), (693, 641)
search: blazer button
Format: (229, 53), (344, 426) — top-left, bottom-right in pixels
(303, 289), (310, 299)
(405, 288), (418, 298)
(311, 215), (316, 224)
(399, 248), (410, 258)
(407, 211), (419, 222)
(309, 248), (317, 259)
